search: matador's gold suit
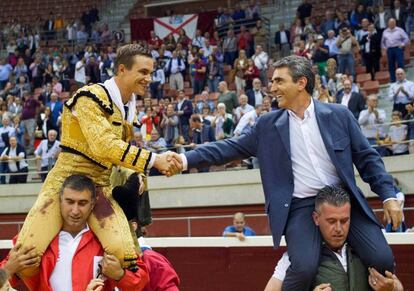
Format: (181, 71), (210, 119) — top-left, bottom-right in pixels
(17, 83), (152, 276)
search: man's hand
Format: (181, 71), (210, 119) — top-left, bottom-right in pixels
(101, 254), (124, 281)
(86, 278), (104, 291)
(313, 283), (332, 291)
(236, 233), (245, 241)
(153, 151), (182, 177)
(4, 243), (41, 277)
(383, 199), (403, 230)
(368, 268), (399, 291)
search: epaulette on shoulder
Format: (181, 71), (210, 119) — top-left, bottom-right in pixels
(64, 83), (114, 115)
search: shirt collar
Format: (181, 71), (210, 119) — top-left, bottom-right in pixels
(60, 224), (90, 240)
(287, 98), (314, 121)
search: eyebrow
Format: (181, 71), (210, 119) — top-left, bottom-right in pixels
(272, 77), (284, 82)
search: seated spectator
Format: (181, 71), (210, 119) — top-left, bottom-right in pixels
(223, 212), (256, 241)
(212, 103), (234, 140)
(388, 68), (414, 117)
(218, 81), (238, 114)
(387, 111), (409, 156)
(336, 79), (365, 120)
(0, 174), (149, 290)
(147, 129), (167, 155)
(246, 78), (266, 107)
(264, 185), (404, 291)
(195, 91), (215, 114)
(131, 132), (146, 148)
(190, 114), (215, 145)
(0, 136), (28, 184)
(235, 94), (254, 124)
(34, 129), (60, 182)
(173, 135), (187, 154)
(234, 105), (263, 136)
(201, 105), (214, 125)
(160, 104), (179, 147)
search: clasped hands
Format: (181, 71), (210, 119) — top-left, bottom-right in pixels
(153, 151), (183, 177)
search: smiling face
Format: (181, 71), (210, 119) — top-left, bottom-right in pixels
(118, 55), (154, 97)
(270, 67), (303, 110)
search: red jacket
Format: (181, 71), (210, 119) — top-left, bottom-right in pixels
(0, 232), (149, 291)
(142, 250), (180, 291)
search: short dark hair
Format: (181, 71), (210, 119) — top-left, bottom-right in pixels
(273, 55), (315, 94)
(191, 115), (202, 123)
(0, 268), (7, 288)
(315, 185), (350, 212)
(60, 174), (96, 201)
(114, 44), (152, 74)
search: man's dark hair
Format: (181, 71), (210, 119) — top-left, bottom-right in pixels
(0, 268), (7, 288)
(191, 115), (202, 123)
(60, 174), (96, 201)
(273, 55), (315, 95)
(315, 185), (350, 212)
(114, 44), (152, 74)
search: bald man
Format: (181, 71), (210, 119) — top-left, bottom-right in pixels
(222, 212), (256, 241)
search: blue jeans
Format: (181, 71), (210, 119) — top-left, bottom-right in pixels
(387, 47), (405, 82)
(338, 53), (355, 77)
(207, 77), (220, 93)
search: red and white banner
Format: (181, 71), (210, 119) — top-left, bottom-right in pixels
(154, 14), (198, 41)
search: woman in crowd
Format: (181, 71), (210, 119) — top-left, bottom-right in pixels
(233, 49), (248, 95)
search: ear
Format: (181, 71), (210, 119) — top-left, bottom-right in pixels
(312, 211), (320, 226)
(297, 76), (308, 92)
(118, 64), (126, 74)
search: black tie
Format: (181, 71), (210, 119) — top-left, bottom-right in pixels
(124, 105), (129, 120)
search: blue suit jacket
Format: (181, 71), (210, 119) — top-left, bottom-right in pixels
(46, 101), (63, 127)
(185, 100), (395, 247)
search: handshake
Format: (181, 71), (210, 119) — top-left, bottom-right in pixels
(153, 151), (184, 177)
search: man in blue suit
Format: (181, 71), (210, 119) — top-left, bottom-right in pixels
(161, 55), (402, 290)
(46, 92), (63, 128)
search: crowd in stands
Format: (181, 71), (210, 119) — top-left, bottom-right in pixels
(0, 0), (413, 183)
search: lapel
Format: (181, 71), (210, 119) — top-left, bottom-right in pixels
(314, 101), (342, 173)
(274, 110), (291, 157)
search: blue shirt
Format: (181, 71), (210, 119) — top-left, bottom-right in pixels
(222, 225), (256, 236)
(0, 64), (13, 81)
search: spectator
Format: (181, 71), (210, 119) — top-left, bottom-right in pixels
(355, 18), (370, 43)
(175, 90), (193, 142)
(51, 76), (62, 97)
(76, 25), (89, 45)
(234, 104), (263, 136)
(177, 29), (191, 49)
(223, 30), (238, 66)
(302, 17), (316, 40)
(251, 45), (269, 86)
(37, 106), (58, 140)
(195, 91), (215, 114)
(0, 58), (12, 90)
(334, 11), (350, 32)
(295, 40), (312, 59)
(202, 39), (214, 59)
(244, 59), (260, 91)
(86, 56), (101, 83)
(391, 0), (407, 29)
(275, 24), (291, 59)
(190, 114), (215, 145)
(381, 18), (409, 83)
(252, 20), (268, 49)
(388, 68), (414, 116)
(14, 76), (31, 98)
(165, 50), (185, 91)
(164, 34), (177, 52)
(238, 26), (252, 56)
(358, 95), (386, 147)
(212, 103), (233, 140)
(0, 136), (28, 184)
(232, 3), (246, 21)
(296, 0), (313, 24)
(406, 0), (414, 35)
(150, 61), (165, 100)
(46, 92), (63, 128)
(312, 35), (330, 77)
(193, 54), (207, 95)
(29, 57), (44, 89)
(324, 30), (339, 60)
(234, 50), (248, 95)
(320, 11), (336, 36)
(387, 111), (409, 156)
(350, 4), (368, 29)
(374, 6), (391, 35)
(235, 94), (254, 123)
(246, 0), (261, 20)
(217, 81), (238, 114)
(74, 55), (86, 86)
(34, 129), (60, 181)
(0, 116), (16, 184)
(207, 54), (221, 93)
(131, 132), (145, 148)
(147, 129), (167, 153)
(160, 104), (179, 147)
(337, 79), (365, 119)
(13, 57), (28, 79)
(290, 18), (304, 45)
(360, 24), (381, 80)
(405, 103), (414, 154)
(141, 106), (160, 141)
(336, 27), (359, 77)
(12, 116), (24, 146)
(246, 78), (266, 107)
(192, 29), (205, 48)
(223, 212), (256, 241)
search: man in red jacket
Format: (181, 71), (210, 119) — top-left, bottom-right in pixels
(0, 174), (149, 291)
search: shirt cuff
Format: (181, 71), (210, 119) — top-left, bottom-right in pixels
(383, 197), (398, 204)
(180, 153), (188, 171)
(147, 152), (157, 169)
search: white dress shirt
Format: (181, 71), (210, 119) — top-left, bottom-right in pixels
(341, 92), (352, 108)
(280, 31), (288, 44)
(388, 79), (414, 104)
(234, 109), (257, 136)
(358, 109), (386, 139)
(288, 99), (341, 198)
(49, 226), (90, 291)
(254, 90), (264, 106)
